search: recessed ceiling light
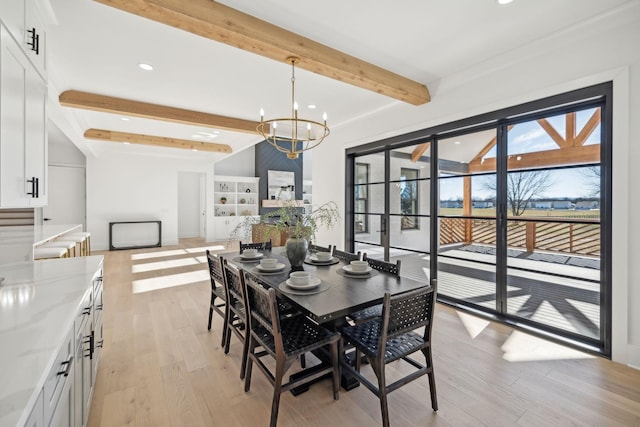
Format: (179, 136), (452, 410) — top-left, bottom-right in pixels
(454, 141), (461, 145)
(497, 0), (513, 4)
(192, 149), (198, 152)
(307, 104), (317, 109)
(138, 63), (154, 71)
(123, 142), (130, 145)
(121, 117), (130, 121)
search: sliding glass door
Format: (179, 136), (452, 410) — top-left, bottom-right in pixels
(346, 83), (611, 355)
(436, 129), (498, 311)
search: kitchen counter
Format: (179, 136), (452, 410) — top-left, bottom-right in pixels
(0, 224), (82, 263)
(0, 256), (104, 427)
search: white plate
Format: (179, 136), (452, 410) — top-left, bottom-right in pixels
(310, 254), (334, 263)
(241, 253), (264, 260)
(342, 265), (372, 275)
(256, 263), (285, 271)
(285, 277), (321, 290)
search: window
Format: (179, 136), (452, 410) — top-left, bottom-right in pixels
(400, 168), (419, 230)
(354, 163), (369, 233)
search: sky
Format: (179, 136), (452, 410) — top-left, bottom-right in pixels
(440, 107), (601, 201)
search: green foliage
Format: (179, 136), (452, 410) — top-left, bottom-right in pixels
(230, 201), (341, 242)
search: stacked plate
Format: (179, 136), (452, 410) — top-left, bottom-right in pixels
(240, 252), (263, 261)
(342, 265), (373, 276)
(255, 262), (286, 273)
(306, 254), (338, 265)
(285, 276), (322, 290)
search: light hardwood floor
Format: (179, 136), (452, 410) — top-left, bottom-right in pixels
(88, 238), (640, 426)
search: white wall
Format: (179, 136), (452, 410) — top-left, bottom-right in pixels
(213, 144), (255, 176)
(312, 3), (640, 367)
(86, 152), (213, 250)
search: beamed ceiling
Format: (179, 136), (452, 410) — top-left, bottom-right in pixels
(46, 0), (633, 161)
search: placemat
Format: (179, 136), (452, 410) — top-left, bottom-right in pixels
(278, 281), (330, 295)
(335, 268), (379, 279)
(303, 257), (339, 266)
(250, 266), (288, 276)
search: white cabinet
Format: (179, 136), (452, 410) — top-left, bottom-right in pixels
(24, 0), (47, 78)
(0, 23), (47, 208)
(0, 0), (48, 78)
(213, 216), (241, 241)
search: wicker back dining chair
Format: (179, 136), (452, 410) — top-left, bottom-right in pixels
(347, 258), (402, 324)
(239, 239), (272, 253)
(332, 248), (362, 263)
(206, 251), (227, 338)
(221, 259), (250, 379)
(243, 270), (341, 427)
(340, 285), (438, 427)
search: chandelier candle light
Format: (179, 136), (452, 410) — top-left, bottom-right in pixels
(257, 56), (330, 159)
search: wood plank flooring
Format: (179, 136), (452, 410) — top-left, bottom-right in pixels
(88, 238), (640, 426)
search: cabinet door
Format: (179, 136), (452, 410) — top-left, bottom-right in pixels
(49, 367), (74, 427)
(0, 25), (29, 208)
(25, 62), (47, 206)
(24, 0), (46, 77)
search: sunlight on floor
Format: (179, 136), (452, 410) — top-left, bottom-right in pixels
(131, 256), (206, 273)
(132, 270), (209, 293)
(130, 245), (228, 261)
(501, 330), (594, 362)
(456, 311), (491, 338)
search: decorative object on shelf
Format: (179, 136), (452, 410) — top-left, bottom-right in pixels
(240, 198), (246, 204)
(257, 56), (330, 159)
(246, 188), (251, 193)
(231, 201), (340, 270)
(220, 197), (227, 204)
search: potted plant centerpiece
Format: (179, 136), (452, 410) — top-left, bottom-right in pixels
(231, 201), (340, 269)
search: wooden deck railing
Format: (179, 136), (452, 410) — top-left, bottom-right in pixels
(440, 216), (600, 257)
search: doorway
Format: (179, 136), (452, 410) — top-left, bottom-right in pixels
(43, 165), (86, 227)
(178, 172), (205, 239)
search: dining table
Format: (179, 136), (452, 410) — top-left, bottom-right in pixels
(225, 245), (432, 392)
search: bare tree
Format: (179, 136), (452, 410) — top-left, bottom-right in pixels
(480, 171), (554, 216)
(583, 166), (600, 197)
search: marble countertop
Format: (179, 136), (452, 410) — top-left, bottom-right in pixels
(0, 256), (104, 427)
(0, 224), (83, 264)
(0, 224), (82, 246)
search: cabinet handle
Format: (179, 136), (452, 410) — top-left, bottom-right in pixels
(57, 356), (73, 377)
(27, 177), (38, 198)
(96, 304), (103, 311)
(27, 28), (40, 55)
(82, 305), (91, 316)
(96, 339), (104, 349)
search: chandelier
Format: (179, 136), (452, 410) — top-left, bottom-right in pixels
(257, 56), (330, 159)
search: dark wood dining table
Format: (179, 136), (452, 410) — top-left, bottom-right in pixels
(226, 246), (429, 327)
(225, 246), (431, 392)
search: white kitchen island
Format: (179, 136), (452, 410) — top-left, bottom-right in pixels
(0, 255), (104, 427)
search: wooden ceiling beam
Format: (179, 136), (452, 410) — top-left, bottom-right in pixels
(93, 0), (431, 105)
(60, 90), (261, 134)
(84, 128), (233, 153)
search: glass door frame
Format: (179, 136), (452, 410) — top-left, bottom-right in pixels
(345, 82), (612, 357)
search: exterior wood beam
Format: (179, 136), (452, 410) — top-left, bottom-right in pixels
(60, 90), (261, 134)
(469, 145), (600, 173)
(93, 0), (431, 105)
(410, 142), (431, 162)
(566, 112), (576, 145)
(537, 118), (567, 148)
(575, 109), (601, 146)
(84, 129), (233, 153)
